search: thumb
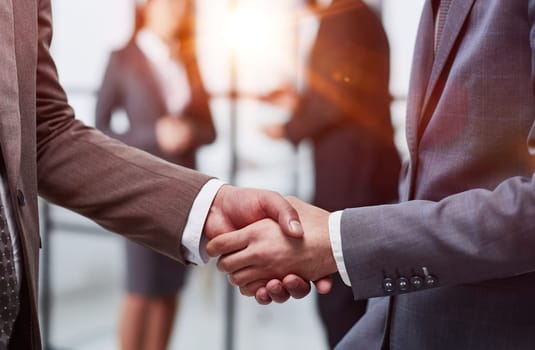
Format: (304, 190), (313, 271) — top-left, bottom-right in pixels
(259, 191), (303, 238)
(203, 208), (235, 240)
(313, 276), (333, 295)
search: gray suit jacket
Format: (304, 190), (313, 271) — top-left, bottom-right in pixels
(338, 1), (535, 349)
(0, 0), (211, 348)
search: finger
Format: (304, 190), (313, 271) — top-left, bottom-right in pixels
(203, 205), (237, 241)
(255, 287), (273, 305)
(203, 185), (238, 241)
(313, 275), (333, 295)
(216, 250), (252, 274)
(206, 228), (249, 258)
(281, 274), (311, 299)
(259, 191), (303, 239)
(229, 267), (275, 287)
(265, 279), (290, 303)
(239, 280), (270, 297)
(203, 210), (235, 241)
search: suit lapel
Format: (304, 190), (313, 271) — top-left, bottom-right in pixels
(130, 43), (168, 115)
(0, 0), (22, 190)
(405, 0), (435, 159)
(420, 0), (476, 123)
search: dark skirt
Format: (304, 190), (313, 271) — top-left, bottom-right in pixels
(125, 239), (188, 297)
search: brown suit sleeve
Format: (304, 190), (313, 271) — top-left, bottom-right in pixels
(35, 0), (211, 263)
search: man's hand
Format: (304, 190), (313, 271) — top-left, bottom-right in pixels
(255, 197), (335, 304)
(259, 83), (299, 110)
(251, 274), (333, 305)
(203, 186), (304, 240)
(206, 196), (337, 302)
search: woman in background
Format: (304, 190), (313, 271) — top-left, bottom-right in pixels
(263, 0), (400, 347)
(96, 0), (215, 348)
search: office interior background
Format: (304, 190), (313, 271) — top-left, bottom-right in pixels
(42, 0), (425, 348)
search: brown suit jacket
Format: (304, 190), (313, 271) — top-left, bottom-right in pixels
(0, 0), (211, 347)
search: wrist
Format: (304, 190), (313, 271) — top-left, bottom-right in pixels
(203, 184), (232, 241)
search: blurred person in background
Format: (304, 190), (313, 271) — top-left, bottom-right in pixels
(96, 0), (215, 348)
(211, 1), (535, 349)
(263, 0), (401, 346)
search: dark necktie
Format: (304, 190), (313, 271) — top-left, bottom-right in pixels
(435, 0), (452, 51)
(0, 204), (19, 349)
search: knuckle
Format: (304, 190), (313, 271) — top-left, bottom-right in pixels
(228, 273), (239, 286)
(286, 195), (298, 201)
(256, 295), (272, 305)
(216, 258), (229, 272)
(235, 274), (248, 286)
(264, 190), (280, 203)
(250, 250), (264, 261)
(250, 228), (262, 240)
(227, 274), (238, 286)
(205, 244), (216, 257)
(256, 297), (266, 305)
(208, 240), (221, 254)
(241, 286), (255, 297)
(274, 296), (289, 304)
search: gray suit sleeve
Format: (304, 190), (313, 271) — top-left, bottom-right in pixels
(341, 171), (535, 300)
(340, 0), (535, 302)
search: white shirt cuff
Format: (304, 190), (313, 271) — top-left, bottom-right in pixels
(329, 211), (352, 286)
(182, 179), (225, 265)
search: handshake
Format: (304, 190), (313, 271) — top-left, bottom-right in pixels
(202, 185), (339, 304)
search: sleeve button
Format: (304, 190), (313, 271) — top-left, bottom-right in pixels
(425, 275), (438, 287)
(410, 275), (424, 289)
(398, 277), (409, 291)
(383, 277), (395, 293)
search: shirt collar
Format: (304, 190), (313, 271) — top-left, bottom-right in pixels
(136, 28), (172, 63)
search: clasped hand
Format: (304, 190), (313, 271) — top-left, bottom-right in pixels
(204, 186), (337, 304)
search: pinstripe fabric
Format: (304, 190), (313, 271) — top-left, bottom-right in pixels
(338, 1), (535, 349)
(435, 0), (452, 51)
